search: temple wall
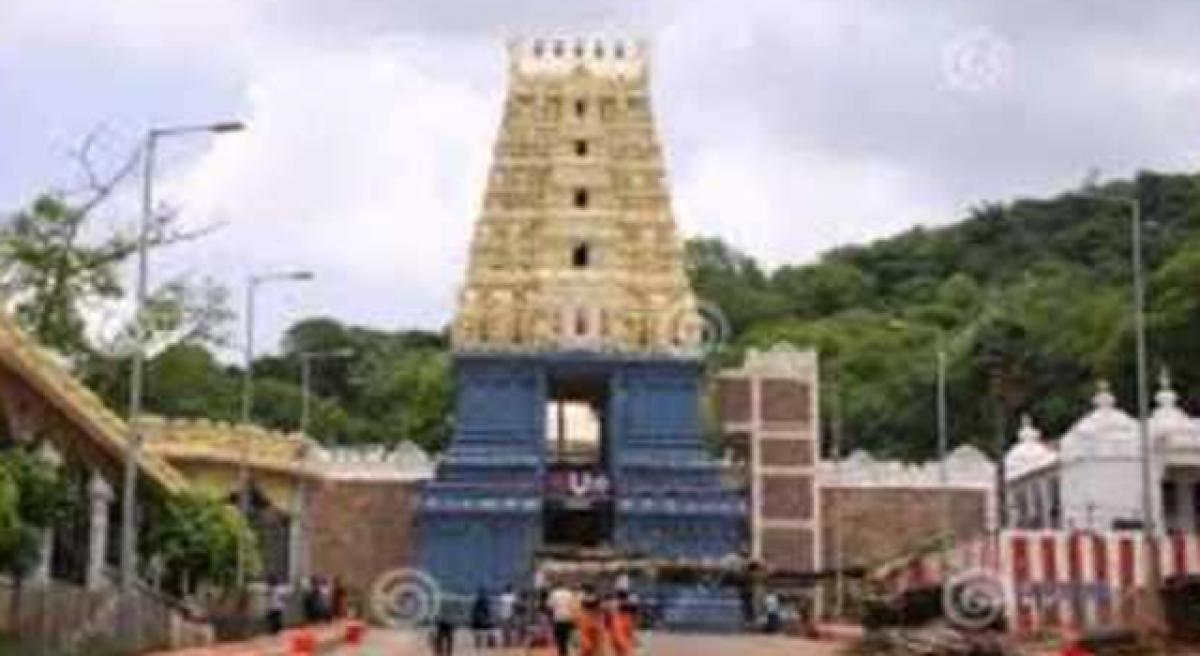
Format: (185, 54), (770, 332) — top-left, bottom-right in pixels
(818, 445), (996, 570)
(307, 477), (423, 596)
(819, 486), (990, 569)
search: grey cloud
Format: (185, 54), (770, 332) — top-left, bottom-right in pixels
(6, 0), (1200, 342)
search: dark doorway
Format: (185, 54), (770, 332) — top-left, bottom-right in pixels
(544, 501), (614, 548)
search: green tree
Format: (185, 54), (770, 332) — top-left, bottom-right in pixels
(351, 346), (451, 450)
(0, 194), (127, 355)
(146, 492), (260, 593)
(145, 343), (240, 421)
(772, 260), (869, 317)
(0, 448), (74, 576)
(685, 238), (789, 333)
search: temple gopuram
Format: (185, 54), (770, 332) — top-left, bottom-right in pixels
(417, 37), (747, 626)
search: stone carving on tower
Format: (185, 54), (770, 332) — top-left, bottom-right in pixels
(452, 37), (702, 354)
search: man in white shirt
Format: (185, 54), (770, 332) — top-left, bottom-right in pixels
(497, 585), (518, 647)
(547, 584), (576, 656)
(265, 576), (289, 635)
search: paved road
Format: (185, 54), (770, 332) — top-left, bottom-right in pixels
(330, 629), (843, 655)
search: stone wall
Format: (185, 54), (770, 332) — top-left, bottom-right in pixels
(820, 486), (990, 569)
(307, 478), (423, 595)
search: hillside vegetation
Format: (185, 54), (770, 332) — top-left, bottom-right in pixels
(689, 171), (1200, 459)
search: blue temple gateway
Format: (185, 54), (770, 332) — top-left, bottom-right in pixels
(416, 37), (747, 627)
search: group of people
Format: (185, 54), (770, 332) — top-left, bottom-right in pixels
(544, 582), (640, 656)
(302, 574), (349, 623)
(262, 573), (349, 635)
(431, 578), (641, 656)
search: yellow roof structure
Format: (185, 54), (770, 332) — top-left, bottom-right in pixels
(0, 314), (188, 492)
(141, 417), (317, 478)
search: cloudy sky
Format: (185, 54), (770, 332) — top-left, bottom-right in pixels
(3, 1), (1199, 353)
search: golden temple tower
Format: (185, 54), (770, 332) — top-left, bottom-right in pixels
(452, 37), (702, 353)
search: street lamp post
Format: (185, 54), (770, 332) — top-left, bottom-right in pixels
(1077, 190), (1161, 629)
(236, 270), (313, 586)
(887, 321), (953, 557)
(121, 120), (244, 593)
(829, 365), (845, 617)
(300, 348), (354, 436)
(934, 333), (952, 564)
(289, 348), (350, 586)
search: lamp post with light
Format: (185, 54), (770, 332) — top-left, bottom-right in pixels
(121, 120), (244, 593)
(236, 269), (313, 586)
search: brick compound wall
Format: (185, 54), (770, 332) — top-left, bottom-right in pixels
(307, 478), (422, 597)
(820, 486), (990, 569)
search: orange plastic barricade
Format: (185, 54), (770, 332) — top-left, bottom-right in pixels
(289, 629), (316, 655)
(345, 620), (366, 645)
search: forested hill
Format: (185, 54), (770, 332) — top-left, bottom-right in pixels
(687, 170), (1200, 460)
(46, 170), (1200, 459)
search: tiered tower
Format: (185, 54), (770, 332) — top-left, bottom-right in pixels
(419, 38), (745, 625)
(452, 37), (703, 353)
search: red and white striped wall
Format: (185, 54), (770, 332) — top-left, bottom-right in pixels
(880, 530), (1200, 635)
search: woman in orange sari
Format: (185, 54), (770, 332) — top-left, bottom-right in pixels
(575, 587), (608, 656)
(609, 592), (638, 656)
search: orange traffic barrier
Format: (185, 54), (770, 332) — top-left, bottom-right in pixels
(345, 620), (366, 646)
(288, 629), (316, 655)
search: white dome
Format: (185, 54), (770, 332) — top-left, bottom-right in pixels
(1005, 415), (1057, 480)
(1059, 381), (1139, 460)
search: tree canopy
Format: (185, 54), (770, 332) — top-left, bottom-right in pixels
(690, 171), (1200, 460)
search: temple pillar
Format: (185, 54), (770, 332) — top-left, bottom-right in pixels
(30, 529), (53, 585)
(30, 440), (62, 585)
(86, 471), (114, 590)
(288, 479), (309, 584)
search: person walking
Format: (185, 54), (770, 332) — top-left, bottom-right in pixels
(265, 576), (288, 635)
(575, 586), (607, 656)
(496, 584), (518, 647)
(302, 575), (321, 623)
(331, 576), (347, 618)
(609, 592), (639, 656)
(431, 603), (457, 656)
(471, 587), (494, 649)
(547, 582), (576, 656)
(764, 592), (782, 634)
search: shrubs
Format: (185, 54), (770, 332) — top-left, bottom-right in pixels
(146, 492), (261, 593)
(0, 448), (73, 577)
